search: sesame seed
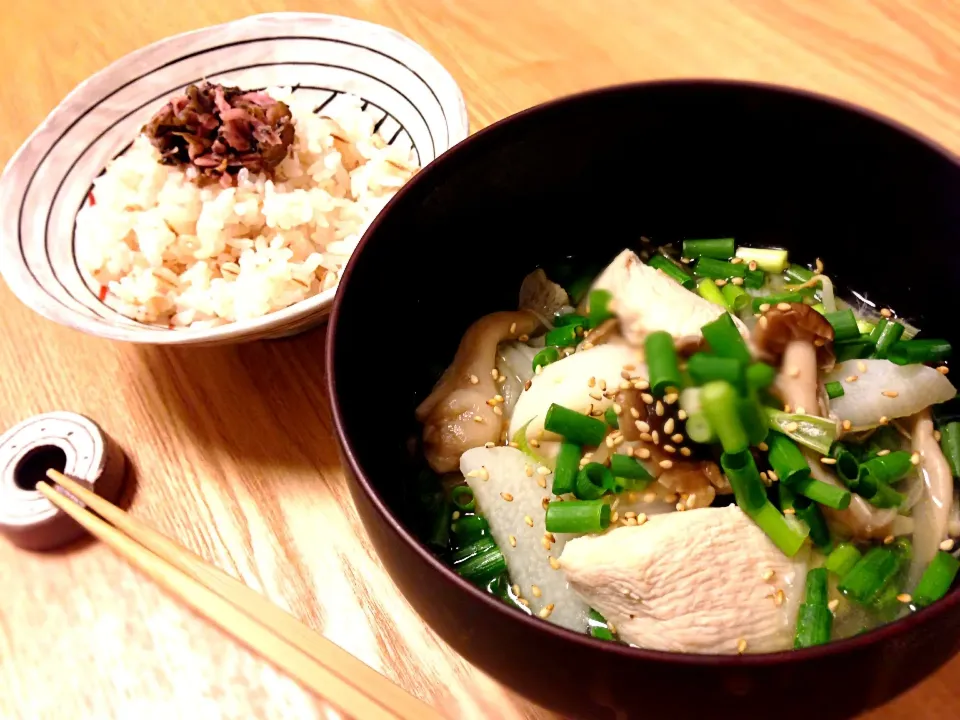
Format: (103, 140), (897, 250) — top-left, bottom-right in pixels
(759, 303), (771, 313)
(641, 393), (655, 405)
(651, 430), (660, 444)
(517, 597), (530, 607)
(546, 532), (556, 543)
(784, 507), (796, 515)
(539, 604), (556, 619)
(509, 322), (517, 334)
(828, 599), (839, 612)
(589, 391), (603, 401)
(671, 433), (684, 444)
(687, 493), (697, 507)
(636, 420), (651, 433)
(625, 446), (635, 457)
(529, 438), (541, 448)
(678, 409), (688, 421)
(479, 467), (490, 481)
(524, 464), (534, 478)
(858, 361), (868, 373)
(880, 308), (892, 318)
(787, 367), (800, 378)
(664, 392), (679, 405)
(549, 557), (560, 570)
(757, 442), (769, 452)
(676, 502), (685, 511)
(729, 277), (743, 286)
(613, 402), (623, 415)
(605, 436), (615, 448)
(473, 416), (484, 424)
(845, 376), (859, 384)
(466, 469), (482, 478)
(655, 401), (665, 417)
(775, 302), (792, 312)
(519, 334), (529, 342)
(748, 260), (758, 272)
(509, 441), (520, 448)
(484, 442), (496, 449)
(659, 459), (674, 469)
(731, 257), (744, 265)
(758, 315), (769, 329)
(663, 444), (676, 454)
(774, 589), (785, 607)
(737, 639), (747, 654)
(680, 447), (692, 457)
(610, 511), (620, 524)
(630, 407), (641, 419)
(783, 404), (793, 413)
(498, 374), (506, 383)
(587, 377), (597, 388)
(876, 449), (891, 457)
(524, 515), (534, 527)
(762, 569), (775, 581)
(639, 432), (653, 443)
(795, 406), (806, 415)
(493, 406), (503, 416)
(941, 539), (955, 551)
(637, 448), (652, 460)
(541, 498), (550, 511)
(469, 374), (479, 384)
(820, 457), (837, 465)
(531, 585), (542, 598)
(897, 594), (912, 603)
(634, 379), (650, 391)
(938, 366), (950, 375)
(491, 368), (499, 379)
(637, 513), (648, 525)
(785, 421), (800, 433)
(524, 379), (533, 391)
(537, 476), (547, 489)
(842, 420), (852, 431)
(501, 492), (514, 502)
(883, 535), (895, 545)
(452, 511), (460, 521)
(537, 466), (551, 476)
(509, 535), (517, 547)
(935, 430), (943, 442)
(760, 471), (768, 482)
(911, 452), (921, 466)
(882, 390), (899, 398)
(511, 583), (521, 596)
(879, 416), (890, 425)
(715, 278), (728, 287)
(767, 469), (779, 482)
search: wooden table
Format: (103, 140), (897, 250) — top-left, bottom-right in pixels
(2, 1), (959, 718)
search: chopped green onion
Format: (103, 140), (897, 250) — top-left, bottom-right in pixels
(588, 609), (616, 640)
(795, 499), (832, 549)
(574, 463), (612, 500)
(811, 303), (826, 315)
(645, 331), (682, 396)
(736, 247), (789, 273)
(545, 499), (611, 534)
(825, 543), (862, 578)
(701, 313), (752, 364)
(609, 454), (654, 482)
(687, 353), (743, 387)
(835, 339), (873, 363)
(647, 254), (695, 290)
(888, 339), (953, 366)
(684, 412), (717, 444)
(791, 476), (851, 510)
(764, 407), (838, 455)
(696, 278), (729, 309)
(751, 292), (803, 313)
(913, 551), (960, 608)
(838, 547), (901, 605)
(532, 346), (561, 371)
(740, 397), (769, 446)
(831, 445), (861, 488)
(692, 257), (746, 280)
(590, 626), (615, 641)
(860, 452), (913, 484)
(940, 421), (960, 478)
(453, 538), (507, 585)
(552, 442), (582, 495)
(722, 450), (807, 556)
(721, 283), (750, 311)
(745, 269), (766, 289)
(702, 381), (749, 453)
(870, 320), (905, 360)
(588, 289), (615, 327)
(451, 485), (476, 513)
(766, 432), (811, 486)
(784, 264), (815, 285)
(825, 381), (845, 399)
(451, 514), (490, 546)
(857, 318), (876, 335)
(427, 496), (452, 550)
(544, 404), (607, 446)
(554, 313), (588, 327)
(746, 362), (776, 392)
(604, 407), (619, 429)
(824, 309), (860, 343)
(794, 568), (832, 648)
(545, 324), (583, 348)
(866, 481), (905, 509)
(683, 238), (735, 259)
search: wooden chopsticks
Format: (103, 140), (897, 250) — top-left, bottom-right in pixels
(37, 470), (443, 720)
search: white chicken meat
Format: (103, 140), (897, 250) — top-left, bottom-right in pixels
(560, 505), (808, 654)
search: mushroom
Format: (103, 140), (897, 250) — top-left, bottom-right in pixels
(658, 461), (722, 508)
(581, 318), (620, 349)
(752, 303), (835, 370)
(416, 310), (540, 472)
(519, 269), (569, 322)
(806, 451), (897, 539)
(907, 409), (954, 587)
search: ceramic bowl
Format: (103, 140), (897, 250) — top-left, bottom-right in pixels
(328, 80), (960, 719)
(0, 12), (467, 345)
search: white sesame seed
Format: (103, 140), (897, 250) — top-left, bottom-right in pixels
(535, 365), (543, 375)
(542, 498), (550, 511)
(880, 308), (892, 318)
(531, 585), (542, 598)
(759, 303), (771, 313)
(524, 515), (534, 527)
(758, 316), (769, 329)
(938, 366), (950, 375)
(588, 376), (596, 388)
(882, 390), (899, 398)
(883, 535), (895, 545)
(774, 589), (785, 607)
(589, 391), (603, 401)
(820, 457), (837, 465)
(510, 322), (517, 334)
(767, 469), (779, 482)
(509, 535), (517, 547)
(637, 513), (648, 525)
(637, 448), (652, 460)
(787, 366), (800, 378)
(715, 278), (727, 287)
(452, 510), (460, 521)
(941, 539), (955, 552)
(610, 511), (620, 524)
(935, 430), (943, 442)
(911, 452), (921, 466)
(537, 466), (551, 476)
(501, 492), (514, 502)
(732, 277), (744, 286)
(665, 392), (679, 405)
(549, 557), (560, 570)
(846, 375), (858, 383)
(651, 430), (660, 444)
(876, 449), (891, 457)
(491, 368), (499, 379)
(795, 406), (806, 415)
(659, 459), (674, 469)
(643, 492), (657, 503)
(828, 599), (839, 612)
(671, 433), (684, 444)
(630, 407), (641, 419)
(678, 409), (688, 421)
(737, 638), (747, 654)
(479, 467), (490, 481)
(599, 379), (607, 391)
(634, 379), (650, 391)
(641, 393), (654, 405)
(529, 438), (541, 448)
(783, 507), (796, 515)
(539, 604), (556, 619)
(525, 464), (534, 478)
(897, 593), (912, 604)
(783, 404), (793, 413)
(613, 402), (623, 415)
(785, 421), (800, 433)
(467, 469), (482, 478)
(636, 420), (651, 433)
(493, 406), (503, 416)
(879, 416), (890, 425)
(762, 569), (775, 581)
(655, 401), (665, 417)
(518, 334), (529, 342)
(858, 361), (868, 373)
(473, 416), (484, 424)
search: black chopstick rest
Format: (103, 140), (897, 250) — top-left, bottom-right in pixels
(0, 411), (126, 550)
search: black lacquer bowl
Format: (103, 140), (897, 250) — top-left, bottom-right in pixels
(326, 80), (960, 719)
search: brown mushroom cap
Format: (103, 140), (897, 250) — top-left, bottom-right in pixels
(752, 302), (835, 369)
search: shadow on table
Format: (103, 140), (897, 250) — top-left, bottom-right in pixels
(131, 325), (342, 479)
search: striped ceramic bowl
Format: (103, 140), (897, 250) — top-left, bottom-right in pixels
(0, 12), (468, 345)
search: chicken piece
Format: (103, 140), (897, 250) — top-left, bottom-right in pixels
(907, 409), (954, 588)
(590, 249), (749, 347)
(560, 505), (807, 654)
(417, 311), (539, 472)
(508, 343), (645, 445)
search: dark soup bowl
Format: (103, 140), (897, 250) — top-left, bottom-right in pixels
(326, 80), (960, 719)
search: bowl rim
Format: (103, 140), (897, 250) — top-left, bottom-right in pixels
(0, 11), (469, 345)
(327, 77), (960, 666)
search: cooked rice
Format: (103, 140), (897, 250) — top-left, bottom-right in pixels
(76, 88), (418, 328)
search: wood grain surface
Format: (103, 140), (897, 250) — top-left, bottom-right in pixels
(1, 2), (959, 718)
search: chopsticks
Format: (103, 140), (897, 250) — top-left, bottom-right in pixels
(37, 470), (443, 720)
